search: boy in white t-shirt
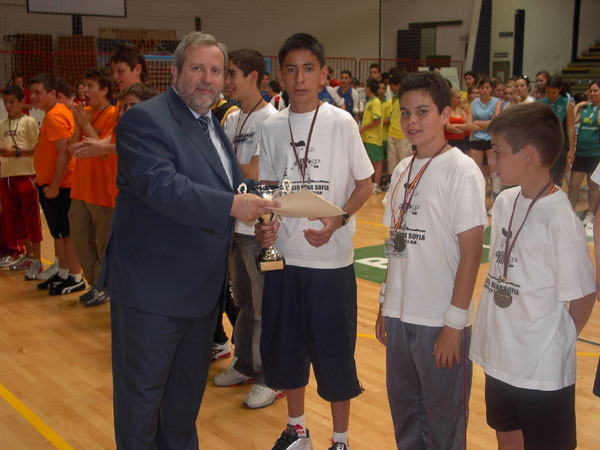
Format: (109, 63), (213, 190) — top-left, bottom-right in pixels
(376, 72), (487, 449)
(470, 102), (596, 450)
(255, 33), (373, 450)
(212, 48), (282, 410)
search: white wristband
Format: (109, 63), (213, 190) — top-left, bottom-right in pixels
(378, 282), (387, 304)
(443, 304), (469, 330)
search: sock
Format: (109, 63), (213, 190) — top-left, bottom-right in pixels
(332, 430), (349, 445)
(288, 415), (307, 437)
(70, 272), (82, 282)
(58, 268), (69, 279)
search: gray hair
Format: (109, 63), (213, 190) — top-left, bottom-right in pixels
(173, 32), (228, 72)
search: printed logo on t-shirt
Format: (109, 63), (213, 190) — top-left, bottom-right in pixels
(483, 229), (521, 297)
(233, 131), (255, 146)
(283, 140), (330, 195)
(395, 224), (426, 247)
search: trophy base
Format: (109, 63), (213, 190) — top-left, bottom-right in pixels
(257, 259), (285, 272)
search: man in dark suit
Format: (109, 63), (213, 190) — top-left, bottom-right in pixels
(102, 32), (277, 450)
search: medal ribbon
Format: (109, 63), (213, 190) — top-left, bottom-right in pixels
(502, 179), (556, 280)
(8, 117), (21, 149)
(390, 141), (448, 234)
(89, 102), (111, 129)
(288, 102), (320, 184)
(234, 97), (263, 155)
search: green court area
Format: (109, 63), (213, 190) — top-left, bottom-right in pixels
(354, 226), (491, 284)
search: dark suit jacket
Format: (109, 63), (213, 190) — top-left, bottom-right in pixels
(101, 87), (243, 318)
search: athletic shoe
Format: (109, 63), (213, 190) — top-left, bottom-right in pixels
(85, 291), (109, 307)
(49, 276), (86, 296)
(213, 358), (254, 387)
(328, 443), (350, 450)
(582, 212), (594, 226)
(372, 183), (382, 195)
(36, 260), (59, 281)
(487, 206), (493, 217)
(243, 384), (285, 409)
(24, 259), (43, 280)
(271, 425), (312, 450)
(9, 256), (33, 271)
(585, 221), (594, 239)
(79, 287), (98, 302)
(212, 341), (231, 360)
(37, 272), (63, 290)
(0, 254), (23, 267)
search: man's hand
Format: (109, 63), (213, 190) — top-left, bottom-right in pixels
(43, 184), (59, 199)
(231, 193), (280, 223)
(432, 326), (463, 369)
(375, 310), (387, 346)
(303, 215), (343, 248)
(254, 219), (280, 248)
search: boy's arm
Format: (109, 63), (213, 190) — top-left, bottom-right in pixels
(433, 225), (484, 369)
(359, 117), (381, 134)
(239, 155), (259, 180)
(43, 139), (71, 199)
(569, 293), (595, 335)
(594, 216), (600, 300)
(303, 176), (372, 248)
(72, 104), (99, 140)
(566, 101), (576, 169)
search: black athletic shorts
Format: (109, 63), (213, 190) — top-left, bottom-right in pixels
(485, 374), (576, 450)
(571, 154), (600, 175)
(260, 264), (362, 402)
(469, 139), (492, 151)
(38, 186), (71, 239)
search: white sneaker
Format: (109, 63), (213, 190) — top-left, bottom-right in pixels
(243, 384), (285, 409)
(24, 259), (43, 280)
(213, 358), (253, 387)
(585, 221), (594, 238)
(10, 256), (33, 271)
(211, 341), (231, 360)
(582, 212), (594, 226)
(372, 183), (382, 195)
(36, 260), (59, 280)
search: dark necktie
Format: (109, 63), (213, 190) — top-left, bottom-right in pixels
(197, 115), (213, 145)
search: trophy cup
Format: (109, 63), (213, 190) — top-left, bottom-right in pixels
(237, 179), (292, 272)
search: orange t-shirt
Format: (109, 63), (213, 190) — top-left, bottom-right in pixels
(34, 103), (75, 187)
(70, 105), (118, 207)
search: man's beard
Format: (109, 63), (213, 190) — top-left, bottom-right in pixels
(176, 80), (218, 115)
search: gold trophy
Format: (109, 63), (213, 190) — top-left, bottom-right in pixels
(237, 180), (292, 271)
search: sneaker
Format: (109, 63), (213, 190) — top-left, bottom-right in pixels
(49, 276), (86, 296)
(582, 212), (594, 226)
(487, 206), (493, 217)
(585, 221), (594, 239)
(328, 443), (350, 450)
(79, 287), (98, 302)
(243, 384), (286, 409)
(9, 256), (33, 271)
(36, 260), (59, 280)
(212, 341), (231, 360)
(271, 425), (312, 450)
(372, 183), (382, 195)
(85, 291), (110, 307)
(0, 254), (23, 267)
(37, 272), (63, 290)
(213, 358), (254, 387)
(24, 259), (43, 280)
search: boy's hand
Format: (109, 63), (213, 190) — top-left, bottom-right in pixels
(72, 103), (91, 126)
(254, 218), (280, 248)
(375, 310), (387, 346)
(0, 147), (14, 157)
(43, 184), (59, 199)
(303, 215), (343, 248)
(433, 326), (462, 368)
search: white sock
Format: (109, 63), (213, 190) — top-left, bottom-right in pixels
(288, 415), (307, 436)
(58, 268), (69, 279)
(332, 430), (349, 445)
(70, 272), (82, 282)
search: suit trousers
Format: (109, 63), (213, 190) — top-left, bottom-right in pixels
(111, 300), (220, 450)
(68, 199), (113, 287)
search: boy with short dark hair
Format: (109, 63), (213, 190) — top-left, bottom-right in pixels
(360, 77), (383, 194)
(470, 102), (596, 450)
(30, 73), (85, 295)
(0, 85), (42, 278)
(256, 32), (373, 450)
(67, 67), (116, 306)
(212, 48), (282, 409)
(376, 72), (487, 449)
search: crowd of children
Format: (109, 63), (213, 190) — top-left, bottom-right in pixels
(1, 33), (600, 450)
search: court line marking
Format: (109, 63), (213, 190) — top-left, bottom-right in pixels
(0, 383), (75, 450)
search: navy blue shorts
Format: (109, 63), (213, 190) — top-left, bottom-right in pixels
(260, 264), (362, 402)
(485, 374), (576, 450)
(38, 186), (71, 239)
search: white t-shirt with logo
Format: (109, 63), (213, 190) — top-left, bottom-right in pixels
(381, 147), (487, 326)
(259, 102), (374, 269)
(225, 103), (277, 235)
(469, 187), (595, 391)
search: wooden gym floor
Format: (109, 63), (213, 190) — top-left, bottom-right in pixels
(0, 192), (599, 449)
